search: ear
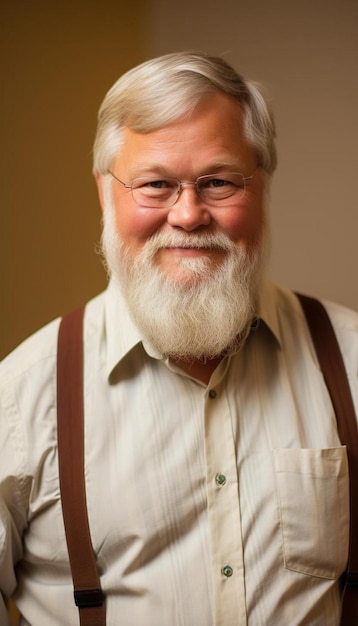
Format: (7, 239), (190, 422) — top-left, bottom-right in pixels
(94, 172), (105, 212)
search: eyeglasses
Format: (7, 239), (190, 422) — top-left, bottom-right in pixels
(107, 168), (257, 208)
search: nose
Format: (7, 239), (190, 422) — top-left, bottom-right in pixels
(167, 185), (211, 231)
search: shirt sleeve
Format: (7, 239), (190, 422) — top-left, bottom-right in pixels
(0, 376), (31, 606)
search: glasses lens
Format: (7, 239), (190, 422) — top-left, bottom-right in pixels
(197, 173), (246, 204)
(131, 177), (179, 208)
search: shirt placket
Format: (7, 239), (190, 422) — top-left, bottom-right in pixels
(204, 376), (247, 626)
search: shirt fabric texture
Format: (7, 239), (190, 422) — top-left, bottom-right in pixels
(0, 279), (357, 626)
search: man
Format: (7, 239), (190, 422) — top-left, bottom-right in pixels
(0, 51), (357, 625)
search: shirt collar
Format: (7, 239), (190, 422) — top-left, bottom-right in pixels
(104, 279), (144, 379)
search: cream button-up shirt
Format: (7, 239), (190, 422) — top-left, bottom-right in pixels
(0, 280), (357, 626)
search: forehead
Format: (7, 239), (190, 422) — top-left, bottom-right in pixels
(115, 92), (256, 175)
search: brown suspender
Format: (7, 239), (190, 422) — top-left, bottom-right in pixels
(57, 306), (105, 626)
(56, 295), (358, 625)
(296, 294), (358, 624)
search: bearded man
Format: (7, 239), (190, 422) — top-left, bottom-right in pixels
(1, 51), (357, 626)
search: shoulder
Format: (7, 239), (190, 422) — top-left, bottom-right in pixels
(260, 281), (358, 359)
(320, 298), (358, 381)
(0, 290), (106, 401)
(264, 281), (358, 332)
(0, 317), (61, 388)
(264, 281), (358, 407)
(321, 297), (358, 336)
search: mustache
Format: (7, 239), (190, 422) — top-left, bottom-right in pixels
(142, 230), (236, 253)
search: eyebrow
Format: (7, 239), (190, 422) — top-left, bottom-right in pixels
(203, 159), (247, 172)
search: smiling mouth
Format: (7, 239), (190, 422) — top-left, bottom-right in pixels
(166, 244), (220, 250)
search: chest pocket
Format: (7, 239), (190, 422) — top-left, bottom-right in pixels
(273, 446), (349, 579)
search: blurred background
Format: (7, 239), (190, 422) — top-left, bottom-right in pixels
(1, 1), (357, 621)
(1, 0), (357, 362)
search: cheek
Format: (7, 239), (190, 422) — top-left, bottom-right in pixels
(113, 201), (167, 249)
(215, 202), (264, 244)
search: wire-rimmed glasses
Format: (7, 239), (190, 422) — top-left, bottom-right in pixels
(107, 169), (257, 208)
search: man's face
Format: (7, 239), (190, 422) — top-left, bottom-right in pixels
(96, 91), (266, 288)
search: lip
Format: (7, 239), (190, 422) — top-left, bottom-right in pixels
(164, 246), (216, 257)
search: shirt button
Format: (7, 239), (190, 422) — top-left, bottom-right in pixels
(222, 565), (233, 578)
(208, 389), (217, 399)
(215, 473), (227, 486)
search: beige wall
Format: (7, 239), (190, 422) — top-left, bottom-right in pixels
(1, 1), (150, 359)
(145, 0), (358, 309)
(2, 0), (357, 359)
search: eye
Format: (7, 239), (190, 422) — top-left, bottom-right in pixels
(209, 178), (233, 188)
(201, 175), (244, 190)
(198, 173), (247, 202)
(132, 177), (178, 202)
(134, 178), (177, 191)
(145, 180), (170, 189)
(200, 175), (242, 192)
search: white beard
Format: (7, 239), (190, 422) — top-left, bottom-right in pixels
(101, 187), (269, 360)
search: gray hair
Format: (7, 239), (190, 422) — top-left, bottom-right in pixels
(93, 51), (277, 175)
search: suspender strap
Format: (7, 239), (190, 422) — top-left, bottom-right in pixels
(297, 293), (358, 624)
(57, 306), (106, 626)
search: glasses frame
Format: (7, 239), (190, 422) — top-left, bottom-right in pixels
(106, 167), (258, 208)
